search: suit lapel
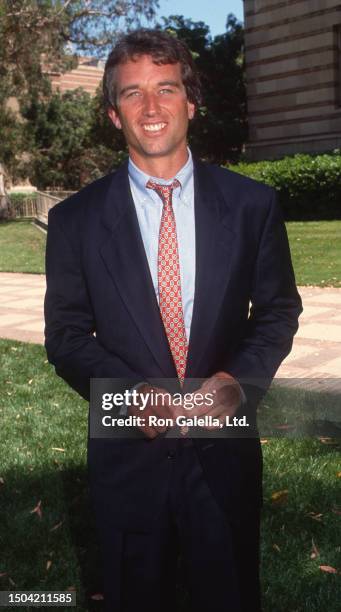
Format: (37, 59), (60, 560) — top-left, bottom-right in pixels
(186, 160), (236, 378)
(99, 162), (177, 379)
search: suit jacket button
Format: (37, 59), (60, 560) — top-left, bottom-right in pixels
(167, 451), (175, 459)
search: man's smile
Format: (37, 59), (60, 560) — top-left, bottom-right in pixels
(142, 122), (167, 133)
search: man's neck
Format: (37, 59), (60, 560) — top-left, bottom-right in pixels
(129, 149), (189, 180)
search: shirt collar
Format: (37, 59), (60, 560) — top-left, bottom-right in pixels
(128, 149), (193, 203)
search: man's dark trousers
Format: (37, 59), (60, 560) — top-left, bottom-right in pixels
(93, 437), (261, 612)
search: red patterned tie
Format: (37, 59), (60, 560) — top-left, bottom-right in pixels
(146, 178), (188, 384)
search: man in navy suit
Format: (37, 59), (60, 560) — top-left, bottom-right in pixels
(45, 29), (302, 612)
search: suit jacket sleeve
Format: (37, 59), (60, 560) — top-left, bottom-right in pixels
(44, 206), (143, 401)
(225, 189), (302, 407)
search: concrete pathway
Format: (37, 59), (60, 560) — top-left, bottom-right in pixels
(0, 273), (341, 389)
(0, 272), (45, 344)
(276, 286), (341, 392)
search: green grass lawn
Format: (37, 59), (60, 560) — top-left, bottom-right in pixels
(0, 339), (340, 611)
(0, 219), (341, 286)
(0, 220), (46, 274)
(286, 221), (341, 288)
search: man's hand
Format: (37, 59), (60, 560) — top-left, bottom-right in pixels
(185, 372), (243, 431)
(127, 384), (176, 439)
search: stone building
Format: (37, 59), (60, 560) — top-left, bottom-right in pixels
(243, 0), (341, 159)
(48, 56), (104, 96)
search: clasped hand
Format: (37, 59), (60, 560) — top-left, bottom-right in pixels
(127, 372), (242, 439)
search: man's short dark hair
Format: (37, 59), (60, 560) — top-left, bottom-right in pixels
(103, 28), (202, 111)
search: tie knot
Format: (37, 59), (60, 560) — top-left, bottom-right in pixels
(146, 178), (181, 205)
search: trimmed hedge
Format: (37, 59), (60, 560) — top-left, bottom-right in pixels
(227, 152), (341, 220)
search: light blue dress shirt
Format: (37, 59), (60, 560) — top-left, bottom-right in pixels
(128, 150), (196, 342)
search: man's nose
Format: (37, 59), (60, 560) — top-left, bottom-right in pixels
(142, 92), (159, 115)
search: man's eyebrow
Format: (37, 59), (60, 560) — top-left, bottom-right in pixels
(157, 80), (181, 88)
(119, 84), (139, 97)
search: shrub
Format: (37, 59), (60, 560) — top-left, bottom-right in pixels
(9, 193), (30, 208)
(227, 152), (341, 220)
(7, 193), (37, 219)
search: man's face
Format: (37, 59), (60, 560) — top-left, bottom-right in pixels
(107, 54), (195, 171)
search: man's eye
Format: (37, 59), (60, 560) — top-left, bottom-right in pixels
(126, 91), (140, 98)
(160, 88), (173, 95)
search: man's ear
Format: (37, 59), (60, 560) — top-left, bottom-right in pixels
(107, 107), (122, 130)
(187, 101), (195, 121)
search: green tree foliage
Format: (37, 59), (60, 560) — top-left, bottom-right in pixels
(23, 89), (94, 190)
(22, 88), (127, 190)
(162, 14), (246, 163)
(0, 0), (159, 184)
(0, 0), (159, 98)
(88, 88), (126, 154)
(0, 106), (26, 182)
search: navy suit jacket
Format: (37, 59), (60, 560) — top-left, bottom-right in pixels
(44, 158), (302, 528)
